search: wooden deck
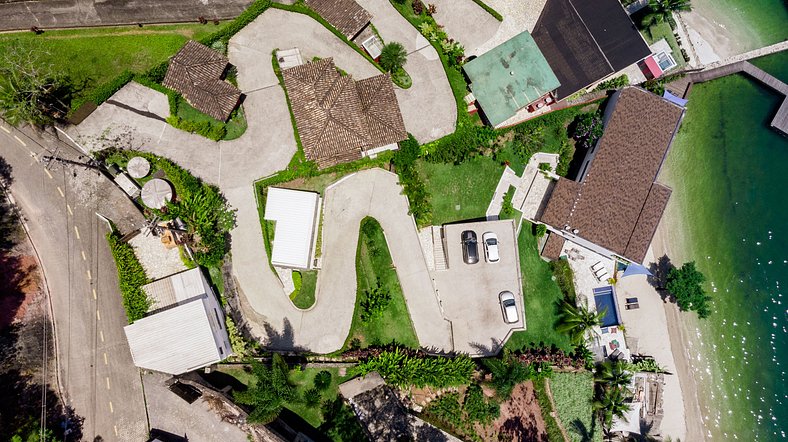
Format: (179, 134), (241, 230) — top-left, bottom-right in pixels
(689, 61), (788, 135)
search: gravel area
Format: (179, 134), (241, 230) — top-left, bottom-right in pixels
(129, 231), (187, 280)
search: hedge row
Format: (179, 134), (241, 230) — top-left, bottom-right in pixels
(199, 0), (273, 47)
(352, 347), (475, 388)
(470, 0), (503, 21)
(106, 230), (151, 322)
(393, 134), (431, 226)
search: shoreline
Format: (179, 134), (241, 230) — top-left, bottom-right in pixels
(649, 209), (707, 441)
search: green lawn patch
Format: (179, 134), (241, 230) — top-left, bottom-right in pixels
(285, 367), (345, 427)
(533, 378), (567, 442)
(0, 23), (230, 112)
(417, 156), (503, 225)
(290, 270), (318, 309)
(170, 95), (248, 141)
(550, 371), (601, 442)
(505, 224), (572, 352)
(208, 265), (225, 297)
(643, 21), (686, 70)
(344, 218), (419, 349)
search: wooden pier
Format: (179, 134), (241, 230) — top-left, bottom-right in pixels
(688, 59), (788, 136)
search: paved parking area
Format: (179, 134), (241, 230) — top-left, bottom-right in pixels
(434, 219), (524, 355)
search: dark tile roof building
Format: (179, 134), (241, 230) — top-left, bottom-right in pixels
(304, 0), (372, 40)
(282, 58), (407, 168)
(541, 232), (566, 261)
(532, 0), (651, 99)
(539, 87), (684, 264)
(162, 40), (241, 122)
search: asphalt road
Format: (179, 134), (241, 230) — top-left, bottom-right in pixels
(0, 123), (148, 440)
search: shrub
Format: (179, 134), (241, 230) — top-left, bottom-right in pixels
(500, 186), (515, 219)
(595, 74), (629, 91)
(482, 352), (551, 399)
(313, 370), (332, 391)
(394, 135), (432, 226)
(424, 392), (463, 429)
(556, 139), (574, 176)
(106, 230), (151, 322)
(352, 347), (474, 388)
(226, 315), (250, 357)
(412, 0), (425, 15)
(379, 42), (408, 73)
(303, 387), (321, 408)
(666, 261), (711, 318)
(199, 0), (272, 46)
(538, 162), (552, 172)
(425, 124), (495, 164)
(550, 258), (576, 301)
(360, 281), (392, 323)
(534, 223), (547, 238)
(463, 383), (500, 424)
(571, 112), (604, 150)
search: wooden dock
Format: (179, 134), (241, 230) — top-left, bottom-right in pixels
(689, 61), (788, 136)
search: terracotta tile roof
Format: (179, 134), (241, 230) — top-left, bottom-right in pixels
(282, 58), (407, 168)
(305, 0), (372, 39)
(162, 40), (241, 121)
(541, 232), (566, 261)
(539, 87), (684, 263)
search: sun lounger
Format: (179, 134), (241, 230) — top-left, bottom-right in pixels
(595, 268), (609, 280)
(626, 297), (638, 304)
(591, 261), (604, 271)
(626, 303), (640, 310)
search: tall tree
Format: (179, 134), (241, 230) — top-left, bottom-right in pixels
(642, 0), (692, 27)
(665, 261), (711, 318)
(0, 42), (72, 126)
(556, 300), (605, 345)
(233, 355), (295, 424)
(593, 386), (631, 428)
(379, 42), (408, 73)
(594, 361), (632, 390)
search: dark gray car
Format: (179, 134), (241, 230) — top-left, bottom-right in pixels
(461, 230), (479, 264)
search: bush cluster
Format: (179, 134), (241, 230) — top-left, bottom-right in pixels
(359, 282), (392, 323)
(571, 111), (604, 150)
(425, 123), (496, 164)
(166, 115), (227, 141)
(666, 261), (711, 318)
(418, 21), (464, 67)
(534, 223), (547, 238)
(550, 258), (577, 301)
(106, 230), (151, 322)
(594, 74), (629, 91)
(393, 135), (432, 225)
(73, 70), (134, 110)
(352, 347), (475, 388)
(199, 0), (272, 47)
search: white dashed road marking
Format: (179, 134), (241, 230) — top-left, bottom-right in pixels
(74, 225), (80, 239)
(13, 135), (25, 146)
(57, 187), (64, 197)
(100, 330), (105, 342)
(96, 309), (100, 320)
(44, 168), (53, 180)
(0, 125), (10, 133)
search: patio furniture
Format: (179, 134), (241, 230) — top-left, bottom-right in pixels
(626, 297), (639, 304)
(141, 178), (174, 209)
(595, 268), (609, 281)
(591, 261), (604, 271)
(626, 303), (640, 310)
(127, 156), (150, 179)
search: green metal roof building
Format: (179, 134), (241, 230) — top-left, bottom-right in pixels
(463, 31), (561, 127)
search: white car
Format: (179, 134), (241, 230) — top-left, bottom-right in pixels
(482, 231), (499, 263)
(499, 291), (519, 324)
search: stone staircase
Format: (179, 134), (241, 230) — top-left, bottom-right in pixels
(432, 226), (448, 271)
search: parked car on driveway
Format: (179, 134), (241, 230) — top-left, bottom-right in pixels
(499, 291), (519, 323)
(461, 230), (479, 264)
(482, 231), (499, 263)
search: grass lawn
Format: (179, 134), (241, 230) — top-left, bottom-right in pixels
(417, 156), (504, 225)
(643, 21), (686, 70)
(505, 224), (572, 352)
(0, 23), (229, 109)
(208, 265), (224, 296)
(175, 95), (248, 140)
(550, 371), (602, 442)
(290, 270), (318, 309)
(344, 217), (419, 349)
(285, 367), (346, 427)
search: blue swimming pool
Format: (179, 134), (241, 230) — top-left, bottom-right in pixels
(593, 286), (621, 328)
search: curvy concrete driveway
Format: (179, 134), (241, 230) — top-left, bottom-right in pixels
(356, 0), (456, 142)
(69, 7), (457, 354)
(243, 169), (452, 352)
(429, 0), (501, 55)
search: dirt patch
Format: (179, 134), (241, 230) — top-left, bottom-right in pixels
(476, 381), (549, 442)
(0, 253), (41, 329)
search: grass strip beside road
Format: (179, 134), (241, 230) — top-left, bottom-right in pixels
(344, 218), (419, 349)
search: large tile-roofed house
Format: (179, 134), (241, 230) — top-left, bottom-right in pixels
(532, 0), (651, 99)
(304, 0), (372, 40)
(539, 87), (684, 264)
(123, 268), (232, 375)
(463, 31), (561, 127)
(282, 58), (407, 168)
(162, 40), (241, 121)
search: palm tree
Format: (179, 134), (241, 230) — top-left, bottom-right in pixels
(593, 386), (631, 428)
(379, 42), (408, 73)
(641, 0), (692, 27)
(233, 355), (296, 424)
(556, 300), (605, 345)
(594, 361), (632, 391)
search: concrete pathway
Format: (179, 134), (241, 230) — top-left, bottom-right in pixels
(430, 0), (501, 55)
(69, 7), (457, 354)
(357, 0), (456, 142)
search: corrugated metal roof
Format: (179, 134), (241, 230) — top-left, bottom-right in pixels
(463, 31), (560, 126)
(144, 267), (209, 311)
(123, 297), (222, 375)
(264, 188), (320, 269)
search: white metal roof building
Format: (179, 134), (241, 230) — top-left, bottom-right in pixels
(123, 268), (232, 375)
(263, 187), (321, 269)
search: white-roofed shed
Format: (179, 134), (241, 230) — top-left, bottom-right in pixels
(264, 187), (321, 269)
(123, 268), (232, 375)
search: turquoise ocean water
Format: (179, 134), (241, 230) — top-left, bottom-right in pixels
(661, 51), (788, 440)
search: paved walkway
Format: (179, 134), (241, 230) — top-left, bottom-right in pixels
(69, 7), (457, 354)
(0, 0), (252, 31)
(430, 0), (501, 55)
(357, 0), (456, 142)
(485, 153), (559, 220)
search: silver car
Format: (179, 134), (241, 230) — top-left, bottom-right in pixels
(482, 231), (499, 263)
(499, 291), (519, 324)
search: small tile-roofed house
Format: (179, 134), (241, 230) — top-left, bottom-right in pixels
(304, 0), (372, 40)
(123, 268), (232, 375)
(538, 87), (684, 264)
(532, 0), (651, 99)
(282, 58), (407, 168)
(162, 40), (241, 122)
(463, 31), (561, 127)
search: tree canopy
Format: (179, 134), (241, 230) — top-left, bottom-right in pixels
(379, 42), (408, 73)
(666, 261), (711, 318)
(232, 355), (295, 424)
(642, 0), (692, 27)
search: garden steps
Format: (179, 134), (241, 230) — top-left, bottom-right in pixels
(432, 226), (448, 271)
